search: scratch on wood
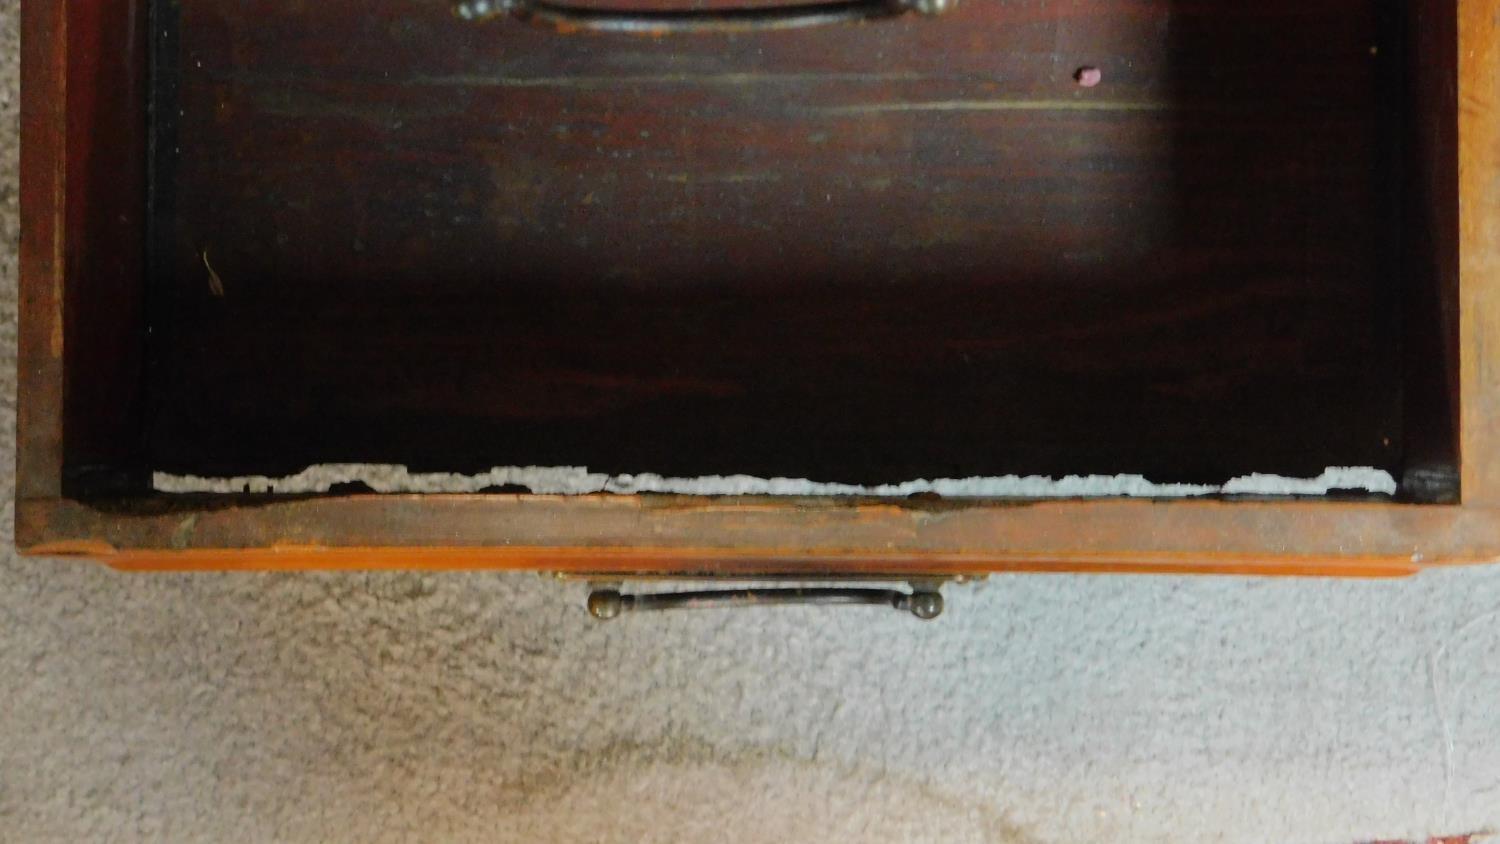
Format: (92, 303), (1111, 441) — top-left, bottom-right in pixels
(202, 249), (226, 297)
(49, 279), (63, 356)
(169, 512), (200, 550)
(815, 99), (1170, 115)
(412, 71), (930, 89)
(49, 157), (65, 357)
(664, 172), (780, 184)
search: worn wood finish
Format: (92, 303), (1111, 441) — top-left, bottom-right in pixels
(18, 496), (1500, 577)
(145, 0), (1408, 484)
(19, 0), (149, 499)
(17, 0), (68, 499)
(16, 0), (1500, 575)
(1461, 0), (1500, 504)
(62, 0), (149, 494)
(1405, 0), (1461, 499)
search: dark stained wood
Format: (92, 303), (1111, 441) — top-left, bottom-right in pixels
(60, 0), (150, 495)
(1399, 0), (1460, 500)
(18, 0), (150, 501)
(145, 0), (1413, 486)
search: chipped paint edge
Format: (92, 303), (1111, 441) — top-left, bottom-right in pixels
(152, 465), (1399, 498)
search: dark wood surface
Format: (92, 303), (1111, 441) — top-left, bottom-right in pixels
(65, 0), (149, 492)
(20, 0), (150, 499)
(144, 0), (1408, 485)
(1401, 0), (1460, 499)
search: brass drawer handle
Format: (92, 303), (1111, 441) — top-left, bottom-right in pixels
(587, 586), (944, 619)
(454, 0), (956, 34)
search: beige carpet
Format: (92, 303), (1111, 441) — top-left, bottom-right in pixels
(2, 2), (1499, 841)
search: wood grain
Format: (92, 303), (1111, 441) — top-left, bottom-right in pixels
(18, 0), (149, 499)
(18, 495), (1500, 576)
(1461, 0), (1500, 504)
(61, 0), (149, 494)
(17, 0), (68, 499)
(146, 0), (1407, 485)
(19, 0), (1498, 574)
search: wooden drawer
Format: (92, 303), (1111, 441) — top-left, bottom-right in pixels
(17, 0), (1500, 577)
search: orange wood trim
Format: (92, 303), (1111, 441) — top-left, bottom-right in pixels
(1461, 0), (1500, 504)
(91, 547), (1421, 578)
(18, 496), (1500, 574)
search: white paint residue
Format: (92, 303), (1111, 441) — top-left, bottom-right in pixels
(1221, 467), (1398, 496)
(151, 465), (1397, 498)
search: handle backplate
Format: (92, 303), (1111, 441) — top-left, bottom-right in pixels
(455, 0), (957, 34)
(587, 586), (945, 620)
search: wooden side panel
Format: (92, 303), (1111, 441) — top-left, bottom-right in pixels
(17, 0), (68, 500)
(17, 0), (150, 503)
(1400, 0), (1460, 500)
(60, 0), (149, 494)
(1461, 0), (1500, 504)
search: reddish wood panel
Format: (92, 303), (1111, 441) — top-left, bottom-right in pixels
(18, 0), (149, 499)
(17, 0), (68, 499)
(61, 0), (149, 493)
